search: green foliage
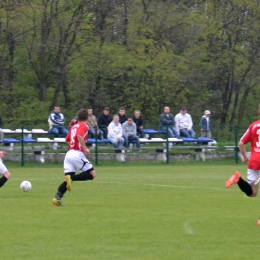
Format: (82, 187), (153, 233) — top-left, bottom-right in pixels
(1, 0), (260, 138)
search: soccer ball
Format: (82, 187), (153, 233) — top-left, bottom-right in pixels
(20, 181), (32, 192)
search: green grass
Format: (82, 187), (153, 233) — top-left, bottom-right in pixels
(0, 161), (259, 259)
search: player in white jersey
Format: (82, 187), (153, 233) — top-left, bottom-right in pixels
(0, 151), (11, 190)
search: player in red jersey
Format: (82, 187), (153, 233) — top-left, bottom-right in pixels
(226, 104), (260, 197)
(52, 109), (96, 206)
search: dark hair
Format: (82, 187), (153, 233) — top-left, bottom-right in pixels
(77, 109), (88, 121)
(119, 107), (125, 111)
(87, 106), (93, 110)
(104, 107), (110, 111)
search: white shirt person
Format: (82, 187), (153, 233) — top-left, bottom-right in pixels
(175, 107), (196, 138)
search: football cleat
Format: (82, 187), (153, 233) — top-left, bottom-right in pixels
(52, 198), (65, 206)
(64, 175), (72, 191)
(226, 171), (241, 188)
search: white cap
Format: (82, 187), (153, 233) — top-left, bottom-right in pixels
(204, 110), (211, 115)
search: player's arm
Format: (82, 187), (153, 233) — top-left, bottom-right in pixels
(77, 135), (90, 155)
(238, 140), (249, 164)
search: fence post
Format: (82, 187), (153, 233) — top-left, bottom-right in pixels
(166, 126), (169, 164)
(234, 125), (238, 164)
(21, 126), (24, 166)
(95, 127), (98, 165)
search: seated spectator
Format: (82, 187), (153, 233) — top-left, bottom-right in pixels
(108, 115), (124, 149)
(159, 106), (179, 138)
(98, 107), (112, 139)
(122, 117), (140, 150)
(48, 106), (68, 137)
(132, 110), (144, 138)
(175, 107), (196, 138)
(87, 107), (103, 140)
(200, 110), (212, 138)
(118, 107), (128, 124)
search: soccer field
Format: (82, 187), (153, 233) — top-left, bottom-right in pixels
(1, 161), (260, 260)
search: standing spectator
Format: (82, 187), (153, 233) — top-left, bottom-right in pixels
(122, 117), (141, 150)
(0, 151), (11, 190)
(199, 110), (212, 138)
(175, 107), (196, 138)
(87, 107), (103, 140)
(132, 110), (144, 138)
(118, 107), (128, 124)
(159, 106), (179, 138)
(98, 107), (112, 139)
(48, 106), (69, 137)
(108, 115), (124, 149)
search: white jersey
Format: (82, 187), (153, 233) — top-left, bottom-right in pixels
(0, 158), (7, 175)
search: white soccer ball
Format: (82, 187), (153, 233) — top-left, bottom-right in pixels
(20, 181), (32, 192)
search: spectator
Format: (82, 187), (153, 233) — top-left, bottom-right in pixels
(48, 106), (69, 137)
(122, 117), (141, 150)
(118, 107), (128, 124)
(132, 110), (144, 138)
(159, 106), (179, 138)
(199, 110), (212, 138)
(87, 107), (103, 140)
(175, 107), (196, 138)
(108, 115), (124, 149)
(98, 107), (112, 139)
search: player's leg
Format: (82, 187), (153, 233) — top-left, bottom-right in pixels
(248, 169), (260, 197)
(226, 169), (257, 197)
(52, 151), (76, 206)
(70, 151), (96, 181)
(52, 172), (75, 206)
(71, 168), (96, 181)
(0, 161), (11, 188)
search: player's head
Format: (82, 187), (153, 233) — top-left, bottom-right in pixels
(77, 109), (88, 121)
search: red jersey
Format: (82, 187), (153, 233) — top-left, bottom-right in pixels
(240, 119), (260, 170)
(65, 122), (88, 152)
